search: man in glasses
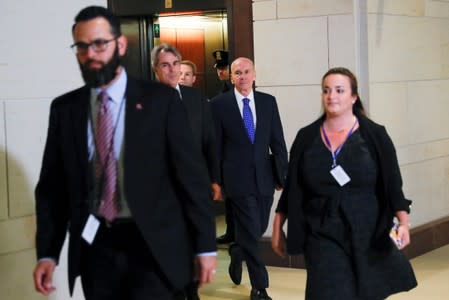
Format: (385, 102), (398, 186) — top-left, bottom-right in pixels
(33, 6), (216, 300)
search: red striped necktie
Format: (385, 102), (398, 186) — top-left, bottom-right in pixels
(95, 91), (119, 221)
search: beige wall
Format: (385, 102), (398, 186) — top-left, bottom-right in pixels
(367, 0), (449, 226)
(0, 1), (105, 299)
(253, 0), (449, 234)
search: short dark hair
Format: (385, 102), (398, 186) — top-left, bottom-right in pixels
(72, 6), (121, 37)
(322, 67), (366, 116)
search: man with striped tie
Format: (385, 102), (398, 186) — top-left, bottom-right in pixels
(33, 6), (216, 300)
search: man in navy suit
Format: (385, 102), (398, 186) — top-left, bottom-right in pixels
(33, 6), (216, 300)
(211, 57), (288, 300)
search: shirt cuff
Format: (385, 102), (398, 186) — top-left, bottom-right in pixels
(38, 257), (57, 264)
(196, 251), (217, 257)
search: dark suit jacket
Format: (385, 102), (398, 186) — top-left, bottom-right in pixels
(211, 90), (288, 197)
(276, 113), (412, 255)
(35, 77), (216, 294)
(179, 85), (219, 183)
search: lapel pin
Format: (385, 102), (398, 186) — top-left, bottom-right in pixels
(136, 103), (143, 110)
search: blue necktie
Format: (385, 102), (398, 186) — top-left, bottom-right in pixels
(242, 98), (255, 144)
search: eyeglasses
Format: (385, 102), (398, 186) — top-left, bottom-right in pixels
(70, 38), (117, 55)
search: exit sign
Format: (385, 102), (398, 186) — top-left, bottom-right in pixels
(165, 0), (172, 9)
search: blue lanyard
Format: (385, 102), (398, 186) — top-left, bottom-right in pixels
(322, 118), (358, 168)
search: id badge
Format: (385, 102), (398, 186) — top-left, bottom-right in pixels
(330, 165), (351, 186)
(82, 214), (100, 245)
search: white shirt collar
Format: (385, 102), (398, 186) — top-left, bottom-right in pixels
(234, 88), (254, 102)
(93, 67), (127, 105)
(175, 84), (182, 99)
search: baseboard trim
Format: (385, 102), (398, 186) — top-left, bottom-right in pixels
(261, 215), (449, 269)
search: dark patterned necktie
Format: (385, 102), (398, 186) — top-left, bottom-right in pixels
(242, 98), (255, 144)
(95, 91), (118, 221)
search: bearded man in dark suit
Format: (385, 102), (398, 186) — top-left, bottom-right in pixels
(33, 6), (216, 300)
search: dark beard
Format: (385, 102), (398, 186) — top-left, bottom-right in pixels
(79, 47), (121, 88)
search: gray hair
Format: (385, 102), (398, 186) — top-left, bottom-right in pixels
(150, 43), (182, 68)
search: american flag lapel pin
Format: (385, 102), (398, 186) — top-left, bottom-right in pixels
(136, 103), (143, 110)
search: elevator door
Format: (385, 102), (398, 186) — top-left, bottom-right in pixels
(160, 28), (206, 92)
(118, 11), (228, 98)
(156, 12), (228, 98)
(120, 17), (153, 81)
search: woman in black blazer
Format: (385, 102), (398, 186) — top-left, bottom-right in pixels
(272, 67), (417, 299)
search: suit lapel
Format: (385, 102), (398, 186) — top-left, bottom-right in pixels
(124, 79), (141, 143)
(179, 86), (202, 144)
(179, 86), (196, 122)
(254, 92), (266, 144)
(71, 87), (90, 178)
(228, 94), (249, 141)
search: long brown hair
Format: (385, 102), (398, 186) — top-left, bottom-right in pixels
(322, 67), (366, 116)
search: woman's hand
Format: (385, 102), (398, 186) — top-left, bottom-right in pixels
(397, 223), (410, 249)
(395, 210), (411, 249)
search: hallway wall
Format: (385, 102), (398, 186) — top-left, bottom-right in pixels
(252, 0), (449, 234)
(366, 0), (449, 227)
(0, 1), (105, 299)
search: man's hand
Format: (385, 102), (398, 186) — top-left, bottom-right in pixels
(272, 212), (287, 258)
(196, 255), (217, 288)
(33, 260), (57, 296)
(272, 228), (287, 258)
(211, 183), (223, 201)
